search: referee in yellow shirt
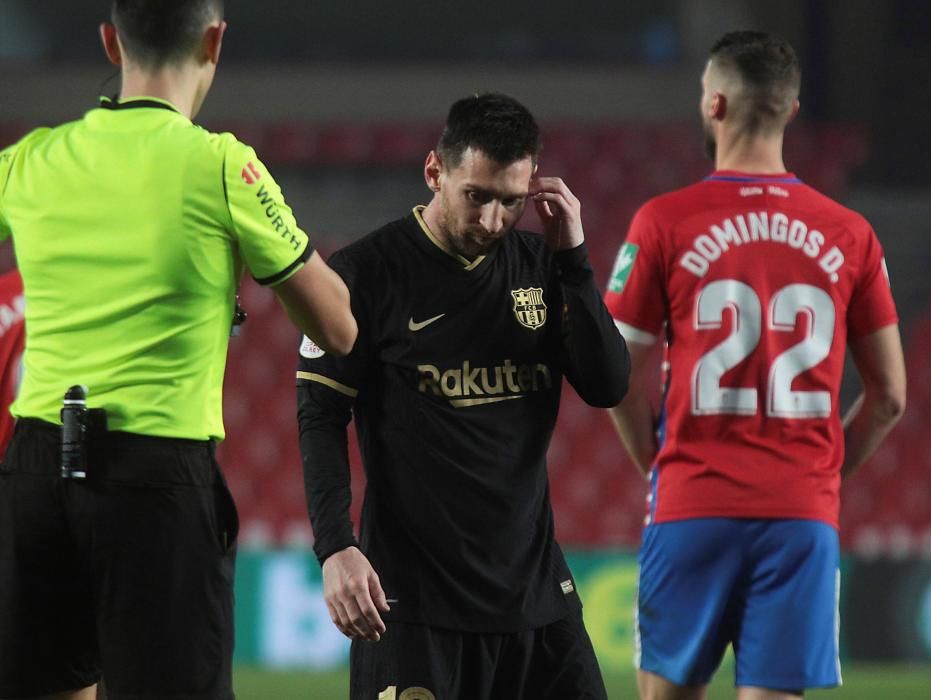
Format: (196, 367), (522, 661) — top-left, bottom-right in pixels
(0, 2), (356, 698)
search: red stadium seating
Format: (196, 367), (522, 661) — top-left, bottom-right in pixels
(842, 310), (931, 553)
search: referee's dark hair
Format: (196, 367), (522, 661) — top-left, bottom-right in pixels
(709, 30), (801, 134)
(437, 93), (541, 169)
(112, 0), (225, 69)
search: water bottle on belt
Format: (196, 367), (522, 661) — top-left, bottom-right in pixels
(60, 385), (89, 479)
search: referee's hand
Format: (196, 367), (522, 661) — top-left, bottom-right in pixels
(322, 546), (390, 641)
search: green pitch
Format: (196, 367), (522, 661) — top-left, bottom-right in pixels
(233, 663), (931, 698)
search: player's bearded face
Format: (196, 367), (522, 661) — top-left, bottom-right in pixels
(436, 148), (532, 259)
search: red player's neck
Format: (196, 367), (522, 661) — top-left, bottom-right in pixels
(715, 132), (788, 175)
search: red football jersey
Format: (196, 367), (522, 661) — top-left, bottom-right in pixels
(605, 171), (899, 527)
(0, 270), (24, 459)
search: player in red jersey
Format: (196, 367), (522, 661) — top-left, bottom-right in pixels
(605, 31), (906, 700)
(0, 268), (24, 459)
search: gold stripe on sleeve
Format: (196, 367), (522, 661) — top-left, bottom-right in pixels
(296, 371), (359, 398)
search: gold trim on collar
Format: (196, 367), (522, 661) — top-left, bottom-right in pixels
(296, 371), (358, 398)
(412, 205), (486, 271)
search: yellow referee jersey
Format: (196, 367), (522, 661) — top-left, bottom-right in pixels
(0, 96), (312, 440)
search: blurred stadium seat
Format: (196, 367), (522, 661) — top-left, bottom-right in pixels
(843, 306), (931, 555)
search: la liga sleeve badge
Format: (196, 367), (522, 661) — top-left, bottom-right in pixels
(608, 242), (638, 293)
(299, 335), (326, 359)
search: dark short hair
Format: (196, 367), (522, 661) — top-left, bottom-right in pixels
(436, 93), (540, 169)
(112, 0), (224, 68)
(710, 31), (801, 132)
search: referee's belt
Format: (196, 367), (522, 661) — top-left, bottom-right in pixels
(5, 418), (217, 485)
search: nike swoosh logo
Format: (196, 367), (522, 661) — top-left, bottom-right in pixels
(408, 313), (446, 331)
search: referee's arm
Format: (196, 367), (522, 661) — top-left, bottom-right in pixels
(275, 251), (357, 356)
(224, 143), (357, 356)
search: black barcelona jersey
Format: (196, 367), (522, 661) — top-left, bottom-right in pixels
(297, 206), (629, 632)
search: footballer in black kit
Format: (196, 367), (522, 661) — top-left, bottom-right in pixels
(297, 94), (629, 699)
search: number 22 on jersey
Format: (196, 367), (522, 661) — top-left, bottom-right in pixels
(691, 279), (835, 418)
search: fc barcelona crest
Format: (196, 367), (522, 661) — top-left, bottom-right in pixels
(511, 287), (547, 330)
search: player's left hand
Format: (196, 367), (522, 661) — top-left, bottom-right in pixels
(529, 176), (584, 251)
(322, 546), (390, 642)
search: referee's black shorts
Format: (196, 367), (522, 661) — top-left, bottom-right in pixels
(350, 608), (608, 699)
(0, 418), (239, 700)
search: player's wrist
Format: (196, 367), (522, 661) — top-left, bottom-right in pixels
(553, 242), (591, 280)
(315, 539), (360, 567)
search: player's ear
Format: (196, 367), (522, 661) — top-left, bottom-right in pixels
(787, 98), (801, 124)
(202, 21), (227, 66)
(99, 23), (122, 66)
(710, 91), (727, 121)
(424, 150), (442, 193)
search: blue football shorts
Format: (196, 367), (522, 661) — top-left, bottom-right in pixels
(635, 518), (841, 691)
